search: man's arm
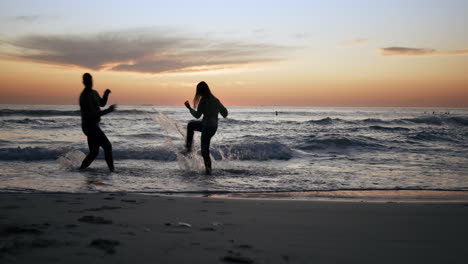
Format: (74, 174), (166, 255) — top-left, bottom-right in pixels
(100, 89), (111, 107)
(100, 104), (116, 116)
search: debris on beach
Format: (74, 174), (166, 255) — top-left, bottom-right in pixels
(163, 221), (192, 228)
(212, 222), (223, 227)
(177, 222), (192, 228)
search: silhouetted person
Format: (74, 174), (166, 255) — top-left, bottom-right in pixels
(79, 73), (116, 172)
(184, 81), (228, 175)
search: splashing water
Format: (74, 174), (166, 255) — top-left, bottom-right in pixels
(153, 112), (208, 173)
(57, 150), (86, 170)
(153, 111), (186, 137)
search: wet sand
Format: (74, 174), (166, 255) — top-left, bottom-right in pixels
(1, 193), (467, 263)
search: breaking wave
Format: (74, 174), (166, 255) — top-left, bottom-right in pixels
(213, 141), (293, 161)
(306, 116), (468, 126)
(0, 142), (294, 161)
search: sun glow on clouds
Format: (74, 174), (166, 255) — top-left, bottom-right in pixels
(0, 1), (467, 106)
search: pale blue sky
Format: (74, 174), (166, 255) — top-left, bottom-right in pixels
(1, 0), (467, 48)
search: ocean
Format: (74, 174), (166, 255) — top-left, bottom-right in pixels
(1, 104), (467, 197)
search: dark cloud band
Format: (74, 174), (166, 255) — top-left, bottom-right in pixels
(0, 28), (286, 74)
(380, 47), (468, 56)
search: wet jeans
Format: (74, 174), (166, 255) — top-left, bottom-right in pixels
(186, 120), (218, 171)
(80, 122), (114, 171)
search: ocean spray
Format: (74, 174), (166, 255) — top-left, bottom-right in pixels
(153, 112), (208, 173)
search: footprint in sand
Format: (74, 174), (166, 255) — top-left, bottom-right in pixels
(236, 245), (253, 250)
(121, 199), (144, 204)
(1, 205), (20, 210)
(90, 238), (120, 254)
(85, 206), (122, 212)
(78, 215), (112, 224)
(202, 200), (225, 204)
(200, 227), (216, 231)
(216, 211), (232, 215)
(2, 225), (42, 235)
(220, 255), (254, 264)
(2, 223), (49, 235)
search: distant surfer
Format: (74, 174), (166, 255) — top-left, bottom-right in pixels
(79, 73), (116, 172)
(183, 81), (228, 175)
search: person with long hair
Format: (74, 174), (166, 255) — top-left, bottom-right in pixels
(184, 81), (228, 175)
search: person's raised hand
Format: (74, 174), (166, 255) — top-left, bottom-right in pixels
(104, 89), (111, 95)
(184, 100), (191, 109)
(108, 104), (117, 112)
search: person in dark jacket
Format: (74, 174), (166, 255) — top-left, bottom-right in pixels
(184, 81), (228, 175)
(79, 73), (116, 172)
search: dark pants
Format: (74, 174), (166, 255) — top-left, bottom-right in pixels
(186, 120), (217, 172)
(80, 123), (114, 171)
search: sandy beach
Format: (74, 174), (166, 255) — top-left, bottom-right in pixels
(1, 193), (467, 264)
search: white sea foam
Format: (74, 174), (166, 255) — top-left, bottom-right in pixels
(57, 150), (86, 169)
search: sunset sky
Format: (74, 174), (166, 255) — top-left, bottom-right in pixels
(0, 0), (467, 106)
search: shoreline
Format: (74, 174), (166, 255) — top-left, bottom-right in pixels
(202, 189), (468, 203)
(2, 189), (468, 203)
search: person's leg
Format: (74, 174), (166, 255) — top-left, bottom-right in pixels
(97, 127), (114, 172)
(200, 126), (217, 175)
(186, 120), (203, 152)
(80, 125), (100, 169)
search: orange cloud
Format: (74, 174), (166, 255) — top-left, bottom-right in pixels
(380, 47), (468, 56)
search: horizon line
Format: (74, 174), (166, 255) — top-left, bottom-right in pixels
(0, 103), (467, 109)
